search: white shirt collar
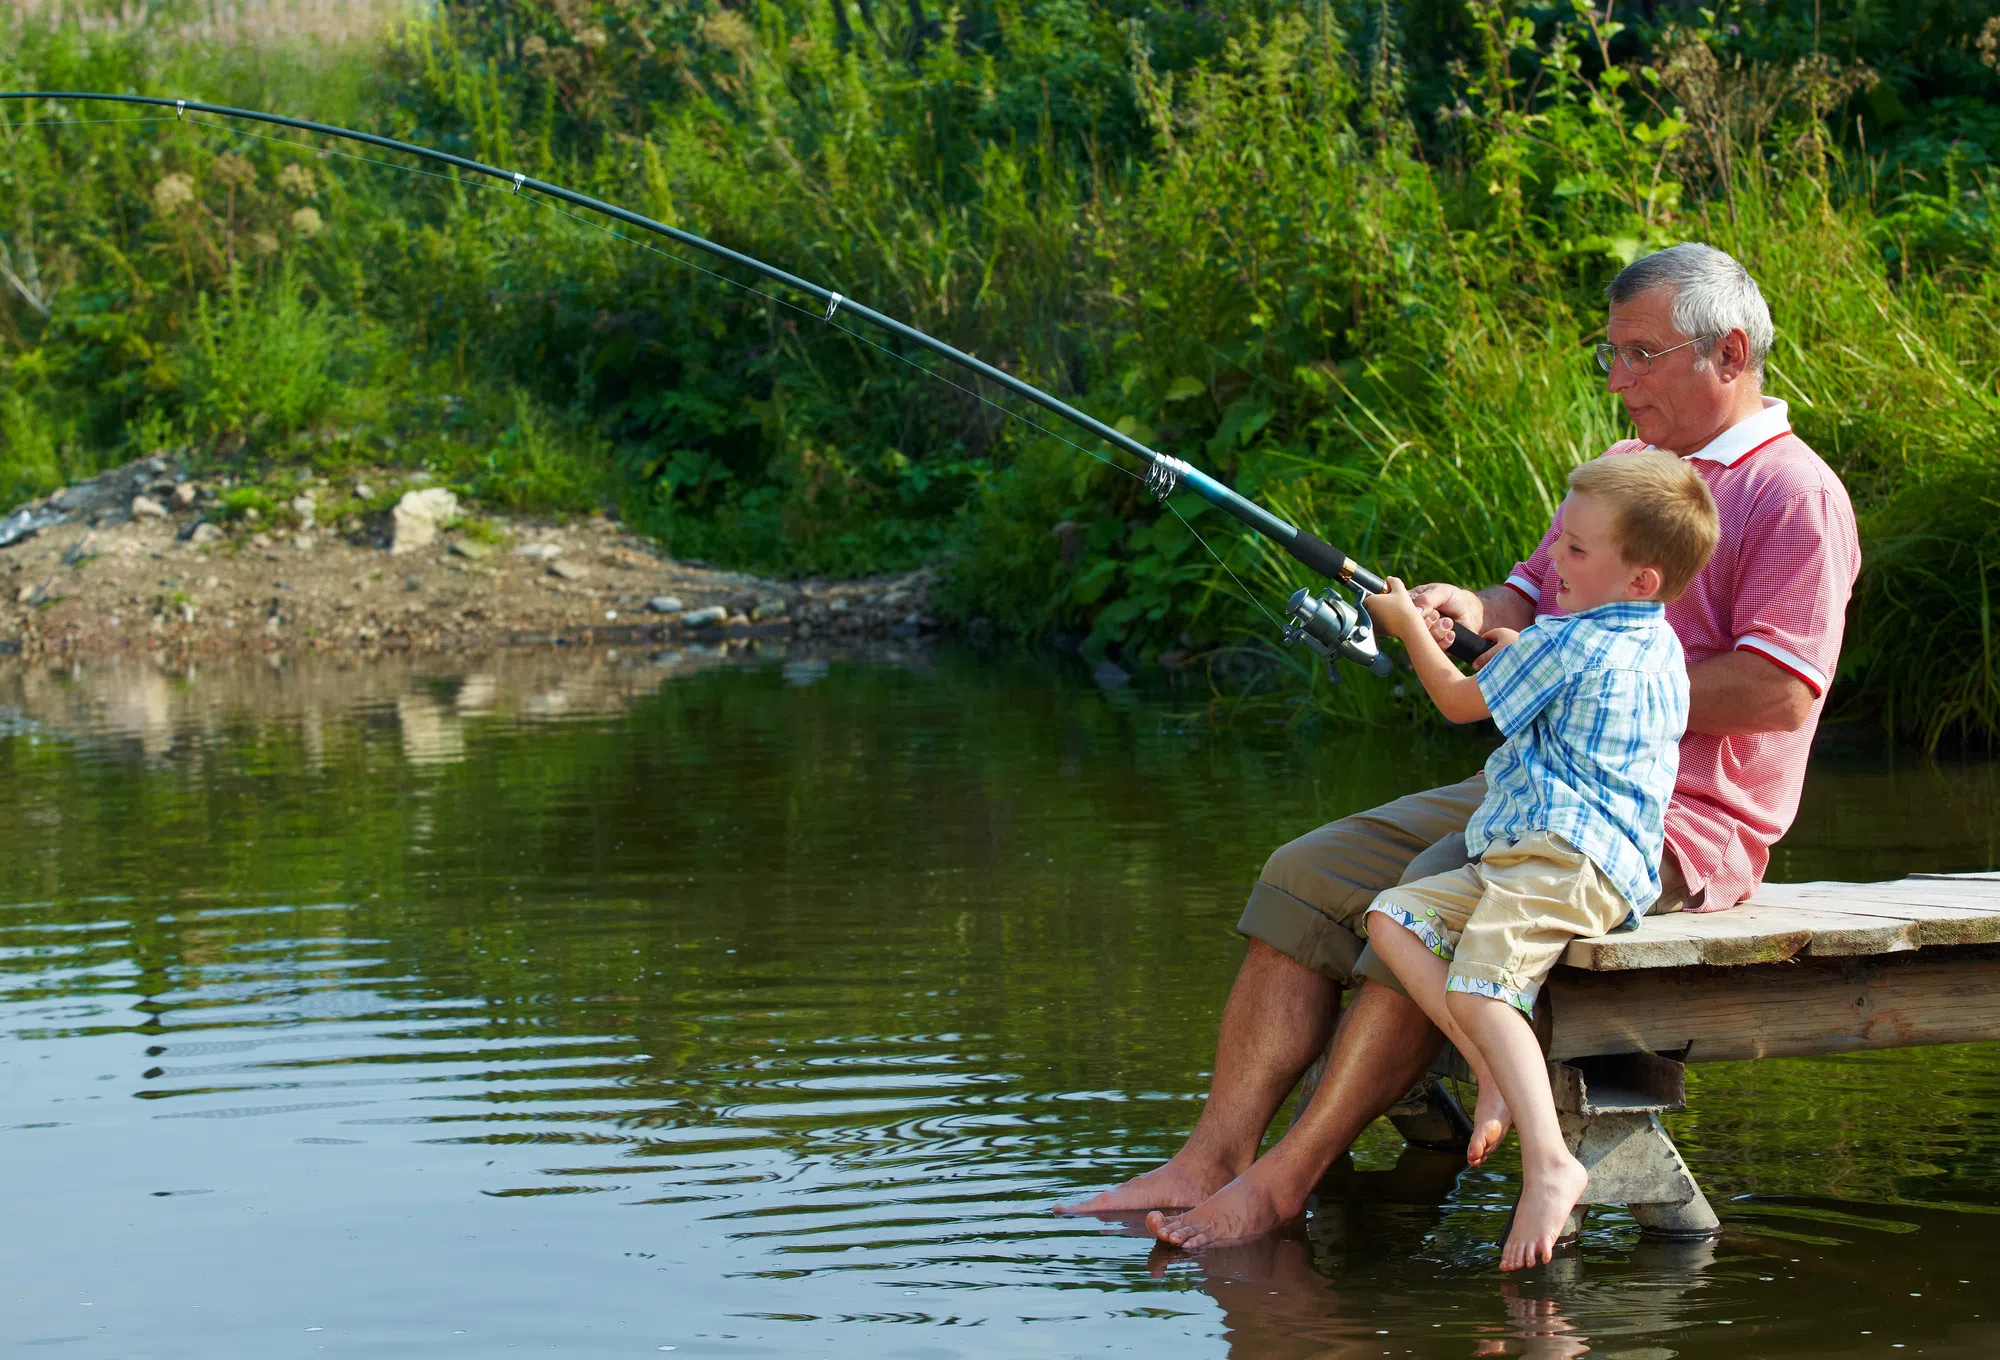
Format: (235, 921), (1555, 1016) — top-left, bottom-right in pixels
(1675, 396), (1791, 466)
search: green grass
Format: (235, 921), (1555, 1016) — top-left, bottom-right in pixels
(2, 0), (1999, 745)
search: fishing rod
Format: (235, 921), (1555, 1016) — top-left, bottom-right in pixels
(1, 90), (1491, 679)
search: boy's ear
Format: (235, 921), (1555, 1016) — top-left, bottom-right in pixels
(1627, 563), (1664, 601)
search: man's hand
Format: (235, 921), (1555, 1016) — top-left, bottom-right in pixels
(1363, 577), (1426, 644)
(1410, 583), (1484, 647)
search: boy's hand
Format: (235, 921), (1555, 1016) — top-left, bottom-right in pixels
(1363, 577), (1425, 642)
(1471, 627), (1519, 672)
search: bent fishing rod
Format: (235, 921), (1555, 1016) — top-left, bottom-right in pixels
(2, 90), (1491, 677)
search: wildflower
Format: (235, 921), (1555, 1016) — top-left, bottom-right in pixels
(151, 173), (196, 213)
(249, 231), (281, 257)
(210, 153), (257, 190)
(289, 206), (324, 236)
(522, 34), (549, 57)
(279, 163), (317, 197)
(579, 25), (608, 48)
(700, 10), (753, 54)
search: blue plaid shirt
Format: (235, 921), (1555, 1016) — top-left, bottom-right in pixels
(1469, 601), (1688, 911)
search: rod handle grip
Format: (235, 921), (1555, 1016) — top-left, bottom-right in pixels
(1446, 623), (1493, 663)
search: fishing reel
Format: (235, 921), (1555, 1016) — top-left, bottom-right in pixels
(1281, 583), (1396, 686)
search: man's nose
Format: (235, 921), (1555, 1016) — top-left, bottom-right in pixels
(1606, 361), (1635, 394)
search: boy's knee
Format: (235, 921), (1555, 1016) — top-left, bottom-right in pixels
(1445, 987), (1491, 1025)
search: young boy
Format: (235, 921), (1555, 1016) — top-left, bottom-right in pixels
(1360, 449), (1720, 1272)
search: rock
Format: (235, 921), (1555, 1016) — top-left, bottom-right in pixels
(289, 493), (316, 527)
(390, 488), (459, 555)
(292, 534), (314, 552)
(680, 605), (727, 629)
(354, 482), (373, 500)
(752, 598), (788, 621)
(514, 542), (562, 560)
(828, 597), (850, 614)
(170, 483), (199, 508)
(243, 506), (261, 523)
(189, 523), (223, 546)
(647, 595), (685, 614)
(131, 495), (167, 519)
(1093, 660), (1133, 689)
(448, 538), (494, 561)
(726, 612), (751, 628)
(548, 559), (587, 582)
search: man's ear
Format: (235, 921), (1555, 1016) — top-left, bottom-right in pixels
(1627, 563), (1664, 601)
(1714, 328), (1751, 382)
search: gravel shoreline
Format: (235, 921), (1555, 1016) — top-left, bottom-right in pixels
(0, 456), (945, 661)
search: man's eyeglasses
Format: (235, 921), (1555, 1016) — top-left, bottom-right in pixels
(1594, 335), (1716, 376)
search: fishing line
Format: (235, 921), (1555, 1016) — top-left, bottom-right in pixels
(529, 194), (1282, 628)
(5, 116), (168, 128)
(525, 194), (1285, 630)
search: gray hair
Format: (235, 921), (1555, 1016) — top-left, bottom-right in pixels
(1607, 242), (1774, 382)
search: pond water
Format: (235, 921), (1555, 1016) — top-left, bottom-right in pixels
(3, 644), (1999, 1358)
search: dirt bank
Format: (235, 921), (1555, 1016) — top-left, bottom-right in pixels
(0, 456), (943, 661)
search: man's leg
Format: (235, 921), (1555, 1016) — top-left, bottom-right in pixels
(1057, 938), (1337, 1214)
(1141, 814), (1486, 1247)
(1060, 775), (1486, 1219)
(1144, 978), (1443, 1247)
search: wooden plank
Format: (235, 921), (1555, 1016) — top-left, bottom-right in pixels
(1546, 948), (2000, 1062)
(1561, 875), (2000, 971)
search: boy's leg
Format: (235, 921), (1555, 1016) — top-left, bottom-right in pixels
(1364, 865), (1513, 1166)
(1364, 916), (1510, 1165)
(1447, 992), (1588, 1271)
(1446, 832), (1639, 1270)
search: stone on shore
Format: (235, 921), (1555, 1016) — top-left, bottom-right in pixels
(647, 595), (685, 614)
(548, 559), (587, 582)
(131, 495), (167, 519)
(680, 605), (727, 628)
(391, 488), (460, 554)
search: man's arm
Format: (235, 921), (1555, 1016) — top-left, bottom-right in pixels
(1687, 651), (1815, 736)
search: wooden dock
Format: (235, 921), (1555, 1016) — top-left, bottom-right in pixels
(1306, 873), (2000, 1245)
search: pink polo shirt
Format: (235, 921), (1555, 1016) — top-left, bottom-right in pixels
(1503, 398), (1861, 910)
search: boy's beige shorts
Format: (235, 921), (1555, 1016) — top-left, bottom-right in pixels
(1235, 773), (1697, 995)
(1367, 830), (1631, 1011)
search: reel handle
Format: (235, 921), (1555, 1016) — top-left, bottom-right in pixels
(1446, 622), (1493, 663)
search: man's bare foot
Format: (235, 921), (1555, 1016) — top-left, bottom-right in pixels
(1144, 1167), (1302, 1250)
(1056, 1152), (1237, 1217)
(1467, 1083), (1512, 1166)
(1500, 1154), (1590, 1271)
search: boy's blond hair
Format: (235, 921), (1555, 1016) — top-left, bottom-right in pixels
(1568, 449), (1720, 601)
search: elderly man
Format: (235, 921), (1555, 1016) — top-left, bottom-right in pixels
(1060, 242), (1861, 1248)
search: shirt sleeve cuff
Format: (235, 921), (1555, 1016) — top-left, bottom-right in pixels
(1504, 574), (1540, 605)
(1734, 635), (1829, 696)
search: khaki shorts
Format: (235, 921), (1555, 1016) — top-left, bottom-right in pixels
(1237, 773), (1698, 993)
(1365, 831), (1633, 1015)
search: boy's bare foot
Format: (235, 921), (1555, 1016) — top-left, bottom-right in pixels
(1056, 1152), (1237, 1217)
(1468, 1083), (1512, 1166)
(1500, 1153), (1591, 1271)
(1143, 1166), (1301, 1251)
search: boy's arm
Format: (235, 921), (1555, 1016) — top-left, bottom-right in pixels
(1364, 579), (1493, 725)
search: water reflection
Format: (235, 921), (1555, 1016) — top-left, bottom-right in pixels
(0, 647), (1996, 1356)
